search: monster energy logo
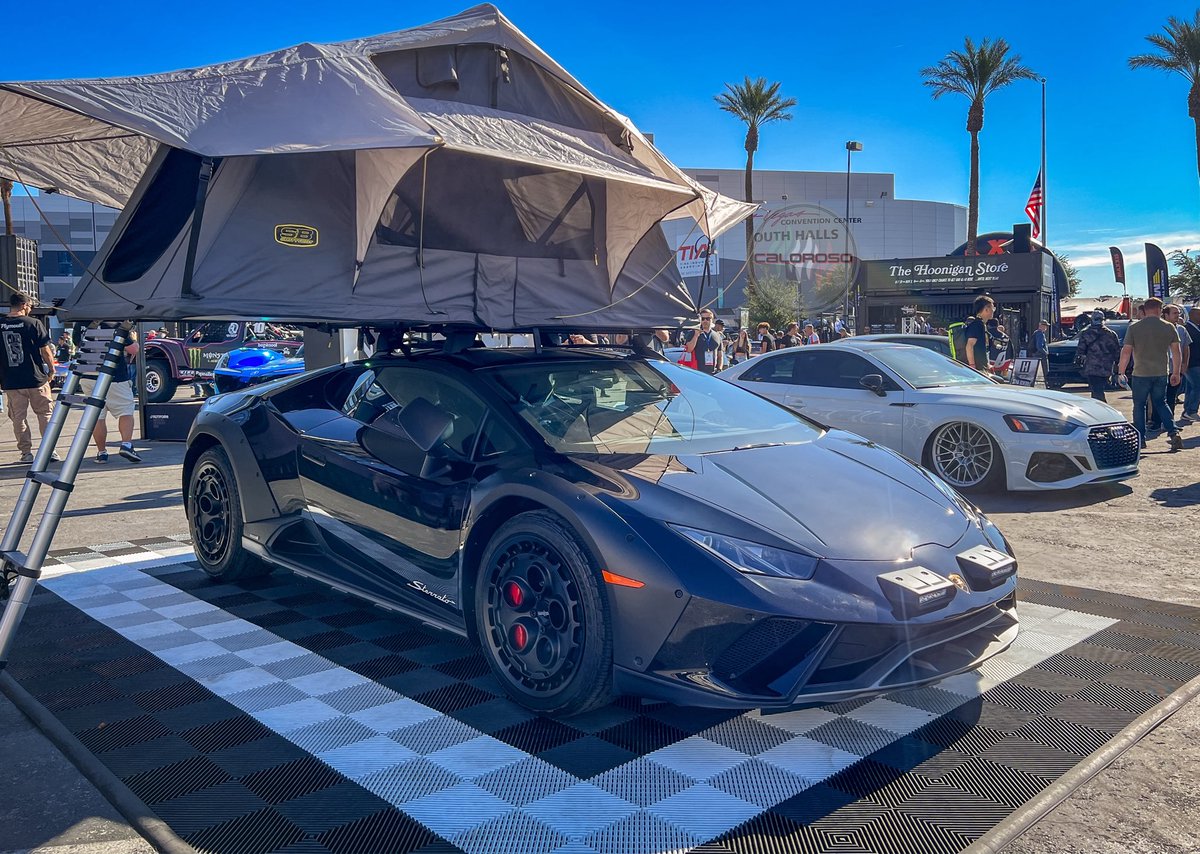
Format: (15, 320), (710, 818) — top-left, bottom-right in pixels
(188, 348), (202, 370)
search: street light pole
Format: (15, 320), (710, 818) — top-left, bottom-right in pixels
(843, 141), (862, 330)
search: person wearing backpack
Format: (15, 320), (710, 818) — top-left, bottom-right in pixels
(963, 296), (994, 373)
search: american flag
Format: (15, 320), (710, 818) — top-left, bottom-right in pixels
(1025, 172), (1043, 239)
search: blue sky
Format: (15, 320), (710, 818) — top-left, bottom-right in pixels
(3, 1), (1198, 296)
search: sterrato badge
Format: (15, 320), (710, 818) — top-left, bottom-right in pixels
(948, 573), (969, 592)
(274, 224), (319, 248)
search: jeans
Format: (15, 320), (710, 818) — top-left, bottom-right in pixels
(1185, 365), (1200, 415)
(1086, 376), (1108, 401)
(1131, 375), (1176, 444)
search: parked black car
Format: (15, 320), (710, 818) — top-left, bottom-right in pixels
(1046, 320), (1130, 389)
(184, 342), (1019, 715)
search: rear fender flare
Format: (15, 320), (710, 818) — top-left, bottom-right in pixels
(143, 341), (180, 375)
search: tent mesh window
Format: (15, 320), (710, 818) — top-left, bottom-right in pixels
(102, 148), (208, 284)
(376, 151), (600, 260)
(372, 44), (619, 139)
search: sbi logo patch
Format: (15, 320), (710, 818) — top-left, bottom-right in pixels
(274, 224), (319, 248)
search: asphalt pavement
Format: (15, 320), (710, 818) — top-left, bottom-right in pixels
(0, 386), (1196, 853)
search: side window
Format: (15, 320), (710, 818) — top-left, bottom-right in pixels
(374, 367), (487, 458)
(793, 352), (886, 389)
(475, 415), (521, 460)
(341, 370), (398, 424)
(739, 354), (797, 384)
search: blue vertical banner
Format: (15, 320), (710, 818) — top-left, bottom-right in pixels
(1145, 243), (1170, 300)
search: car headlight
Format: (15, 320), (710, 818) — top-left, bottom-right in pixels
(214, 352), (231, 371)
(670, 525), (819, 579)
(1003, 415), (1080, 434)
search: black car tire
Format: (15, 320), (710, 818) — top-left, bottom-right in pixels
(187, 446), (269, 580)
(144, 360), (178, 404)
(925, 421), (1006, 493)
(476, 511), (613, 716)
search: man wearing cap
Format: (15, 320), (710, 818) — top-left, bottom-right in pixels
(1031, 320), (1050, 385)
(1076, 311), (1121, 402)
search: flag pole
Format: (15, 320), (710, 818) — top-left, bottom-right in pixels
(1040, 78), (1047, 244)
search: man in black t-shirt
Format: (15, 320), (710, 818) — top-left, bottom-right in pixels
(963, 295), (995, 373)
(0, 293), (58, 463)
(685, 309), (724, 374)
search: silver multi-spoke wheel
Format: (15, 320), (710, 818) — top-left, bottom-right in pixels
(930, 422), (997, 489)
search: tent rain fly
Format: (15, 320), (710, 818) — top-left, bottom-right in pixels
(0, 4), (756, 328)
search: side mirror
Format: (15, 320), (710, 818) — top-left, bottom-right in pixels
(860, 374), (888, 397)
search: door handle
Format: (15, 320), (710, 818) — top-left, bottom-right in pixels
(302, 450), (326, 466)
(889, 402), (917, 407)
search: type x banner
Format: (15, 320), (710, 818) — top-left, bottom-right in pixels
(1145, 243), (1169, 300)
(1109, 246), (1125, 286)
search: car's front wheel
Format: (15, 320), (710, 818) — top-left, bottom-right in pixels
(926, 421), (1005, 492)
(187, 446), (269, 580)
(476, 511), (613, 716)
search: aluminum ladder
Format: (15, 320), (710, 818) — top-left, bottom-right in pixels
(0, 323), (132, 667)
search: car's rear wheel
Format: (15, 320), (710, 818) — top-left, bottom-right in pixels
(476, 511), (613, 716)
(187, 446), (269, 580)
(927, 421), (1005, 492)
(144, 360), (178, 403)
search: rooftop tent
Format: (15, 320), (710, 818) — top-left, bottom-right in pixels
(0, 4), (755, 327)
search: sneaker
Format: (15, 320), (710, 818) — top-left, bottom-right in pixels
(49, 451), (62, 463)
(1170, 433), (1184, 452)
(95, 451), (109, 464)
(18, 452), (33, 463)
(118, 442), (141, 463)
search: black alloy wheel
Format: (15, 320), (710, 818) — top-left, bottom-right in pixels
(476, 511), (612, 716)
(187, 446), (268, 580)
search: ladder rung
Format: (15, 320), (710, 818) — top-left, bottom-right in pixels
(1, 551), (38, 579)
(26, 471), (74, 493)
(58, 392), (109, 409)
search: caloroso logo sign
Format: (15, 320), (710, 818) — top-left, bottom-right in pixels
(750, 203), (859, 314)
(274, 224), (319, 248)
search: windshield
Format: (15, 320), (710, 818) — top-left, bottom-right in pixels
(488, 359), (821, 454)
(871, 346), (991, 389)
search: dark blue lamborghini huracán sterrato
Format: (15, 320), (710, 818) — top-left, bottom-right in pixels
(184, 341), (1019, 716)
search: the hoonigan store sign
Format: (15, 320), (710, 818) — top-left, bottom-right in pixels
(857, 253), (1051, 293)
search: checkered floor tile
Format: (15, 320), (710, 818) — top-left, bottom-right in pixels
(8, 543), (1200, 854)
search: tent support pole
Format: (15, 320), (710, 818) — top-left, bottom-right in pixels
(180, 157), (215, 300)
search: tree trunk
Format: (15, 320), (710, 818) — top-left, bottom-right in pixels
(967, 129), (980, 254)
(743, 142), (756, 289)
(0, 179), (12, 237)
(1194, 114), (1200, 196)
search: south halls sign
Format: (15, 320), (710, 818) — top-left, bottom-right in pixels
(856, 253), (1052, 294)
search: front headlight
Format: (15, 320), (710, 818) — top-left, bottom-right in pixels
(671, 525), (819, 579)
(1003, 415), (1080, 434)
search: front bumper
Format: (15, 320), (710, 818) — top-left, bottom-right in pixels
(1001, 421), (1139, 490)
(615, 592), (1018, 710)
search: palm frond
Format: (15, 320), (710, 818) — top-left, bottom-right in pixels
(1130, 13), (1200, 81)
(713, 75), (796, 128)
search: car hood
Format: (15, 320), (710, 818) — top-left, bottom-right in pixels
(591, 431), (973, 561)
(913, 384), (1124, 423)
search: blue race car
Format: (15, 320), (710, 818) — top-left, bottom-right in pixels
(212, 344), (305, 394)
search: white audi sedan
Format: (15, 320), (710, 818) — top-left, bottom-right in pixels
(720, 341), (1139, 492)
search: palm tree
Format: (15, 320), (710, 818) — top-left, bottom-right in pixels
(921, 39), (1037, 252)
(715, 77), (796, 285)
(1130, 12), (1200, 186)
(1, 179), (12, 235)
